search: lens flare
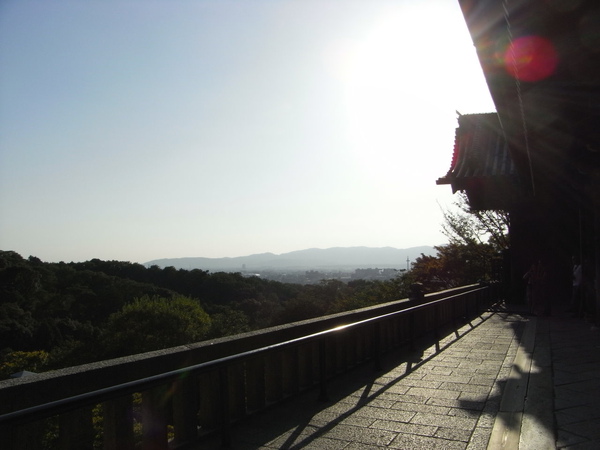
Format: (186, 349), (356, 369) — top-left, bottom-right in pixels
(504, 36), (558, 82)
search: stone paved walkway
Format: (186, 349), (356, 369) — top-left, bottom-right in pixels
(548, 315), (600, 449)
(194, 311), (530, 449)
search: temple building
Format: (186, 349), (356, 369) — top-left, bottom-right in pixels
(437, 0), (600, 318)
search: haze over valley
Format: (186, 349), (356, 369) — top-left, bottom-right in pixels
(145, 246), (436, 274)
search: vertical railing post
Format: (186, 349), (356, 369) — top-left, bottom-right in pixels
(103, 395), (134, 450)
(318, 339), (328, 401)
(172, 375), (199, 447)
(265, 351), (283, 403)
(245, 356), (266, 412)
(297, 343), (313, 389)
(465, 291), (471, 320)
(333, 333), (344, 374)
(452, 295), (458, 329)
(198, 370), (220, 431)
(141, 387), (168, 450)
(434, 304), (440, 341)
(282, 346), (300, 396)
(409, 311), (416, 351)
(2, 420), (46, 450)
(228, 362), (246, 422)
(59, 406), (94, 450)
(219, 366), (231, 448)
(348, 329), (358, 367)
(372, 322), (382, 371)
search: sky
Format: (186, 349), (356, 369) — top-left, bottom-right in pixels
(0, 0), (495, 264)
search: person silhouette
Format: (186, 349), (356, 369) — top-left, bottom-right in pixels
(524, 260), (546, 315)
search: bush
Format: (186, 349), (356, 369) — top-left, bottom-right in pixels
(102, 295), (211, 357)
(0, 350), (49, 380)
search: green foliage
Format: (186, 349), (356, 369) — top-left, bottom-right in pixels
(101, 295), (212, 357)
(0, 350), (49, 379)
(408, 192), (508, 292)
(441, 192), (510, 251)
(411, 242), (501, 292)
(207, 305), (251, 338)
(0, 250), (421, 371)
(0, 302), (36, 350)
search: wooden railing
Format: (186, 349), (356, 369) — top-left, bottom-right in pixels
(0, 283), (497, 449)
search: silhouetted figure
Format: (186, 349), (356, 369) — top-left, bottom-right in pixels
(568, 256), (583, 317)
(524, 260), (546, 315)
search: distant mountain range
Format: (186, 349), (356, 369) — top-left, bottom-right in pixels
(145, 246), (437, 272)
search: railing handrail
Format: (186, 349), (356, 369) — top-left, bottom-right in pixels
(0, 285), (488, 427)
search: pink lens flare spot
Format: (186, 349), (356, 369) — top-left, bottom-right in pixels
(504, 36), (558, 82)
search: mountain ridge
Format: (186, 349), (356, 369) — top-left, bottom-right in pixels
(145, 246), (437, 271)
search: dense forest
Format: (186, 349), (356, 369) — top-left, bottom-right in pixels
(0, 240), (502, 379)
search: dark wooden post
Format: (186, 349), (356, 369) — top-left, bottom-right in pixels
(245, 356), (266, 412)
(218, 366), (231, 448)
(409, 311), (416, 351)
(318, 339), (329, 401)
(59, 406), (94, 450)
(434, 304), (441, 341)
(141, 386), (168, 450)
(372, 322), (382, 371)
(2, 420), (46, 450)
(228, 362), (246, 421)
(297, 343), (314, 389)
(172, 375), (199, 446)
(103, 395), (135, 450)
(198, 370), (220, 431)
(282, 346), (299, 396)
(265, 351), (283, 403)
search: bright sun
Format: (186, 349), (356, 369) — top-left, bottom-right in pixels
(329, 2), (495, 185)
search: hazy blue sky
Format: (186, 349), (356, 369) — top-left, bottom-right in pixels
(0, 0), (495, 263)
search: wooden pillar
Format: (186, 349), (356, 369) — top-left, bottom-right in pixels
(593, 175), (600, 326)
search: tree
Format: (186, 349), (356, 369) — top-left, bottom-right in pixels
(407, 192), (508, 291)
(101, 295), (212, 357)
(207, 305), (251, 338)
(0, 302), (36, 351)
(411, 242), (500, 292)
(441, 192), (509, 251)
(0, 350), (49, 380)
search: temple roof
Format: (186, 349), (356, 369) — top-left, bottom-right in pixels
(455, 0), (600, 196)
(437, 113), (520, 210)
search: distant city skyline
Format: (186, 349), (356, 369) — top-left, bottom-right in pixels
(0, 0), (495, 263)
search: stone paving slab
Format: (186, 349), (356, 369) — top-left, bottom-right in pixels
(546, 314), (600, 450)
(192, 312), (529, 449)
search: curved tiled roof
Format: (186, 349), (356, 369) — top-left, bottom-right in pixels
(440, 113), (515, 181)
(437, 113), (520, 210)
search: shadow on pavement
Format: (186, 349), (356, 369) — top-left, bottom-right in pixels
(466, 300), (600, 449)
(195, 312), (502, 449)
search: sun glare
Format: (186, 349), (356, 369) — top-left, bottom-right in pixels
(330, 4), (493, 185)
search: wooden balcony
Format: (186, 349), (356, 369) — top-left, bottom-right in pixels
(0, 284), (497, 449)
